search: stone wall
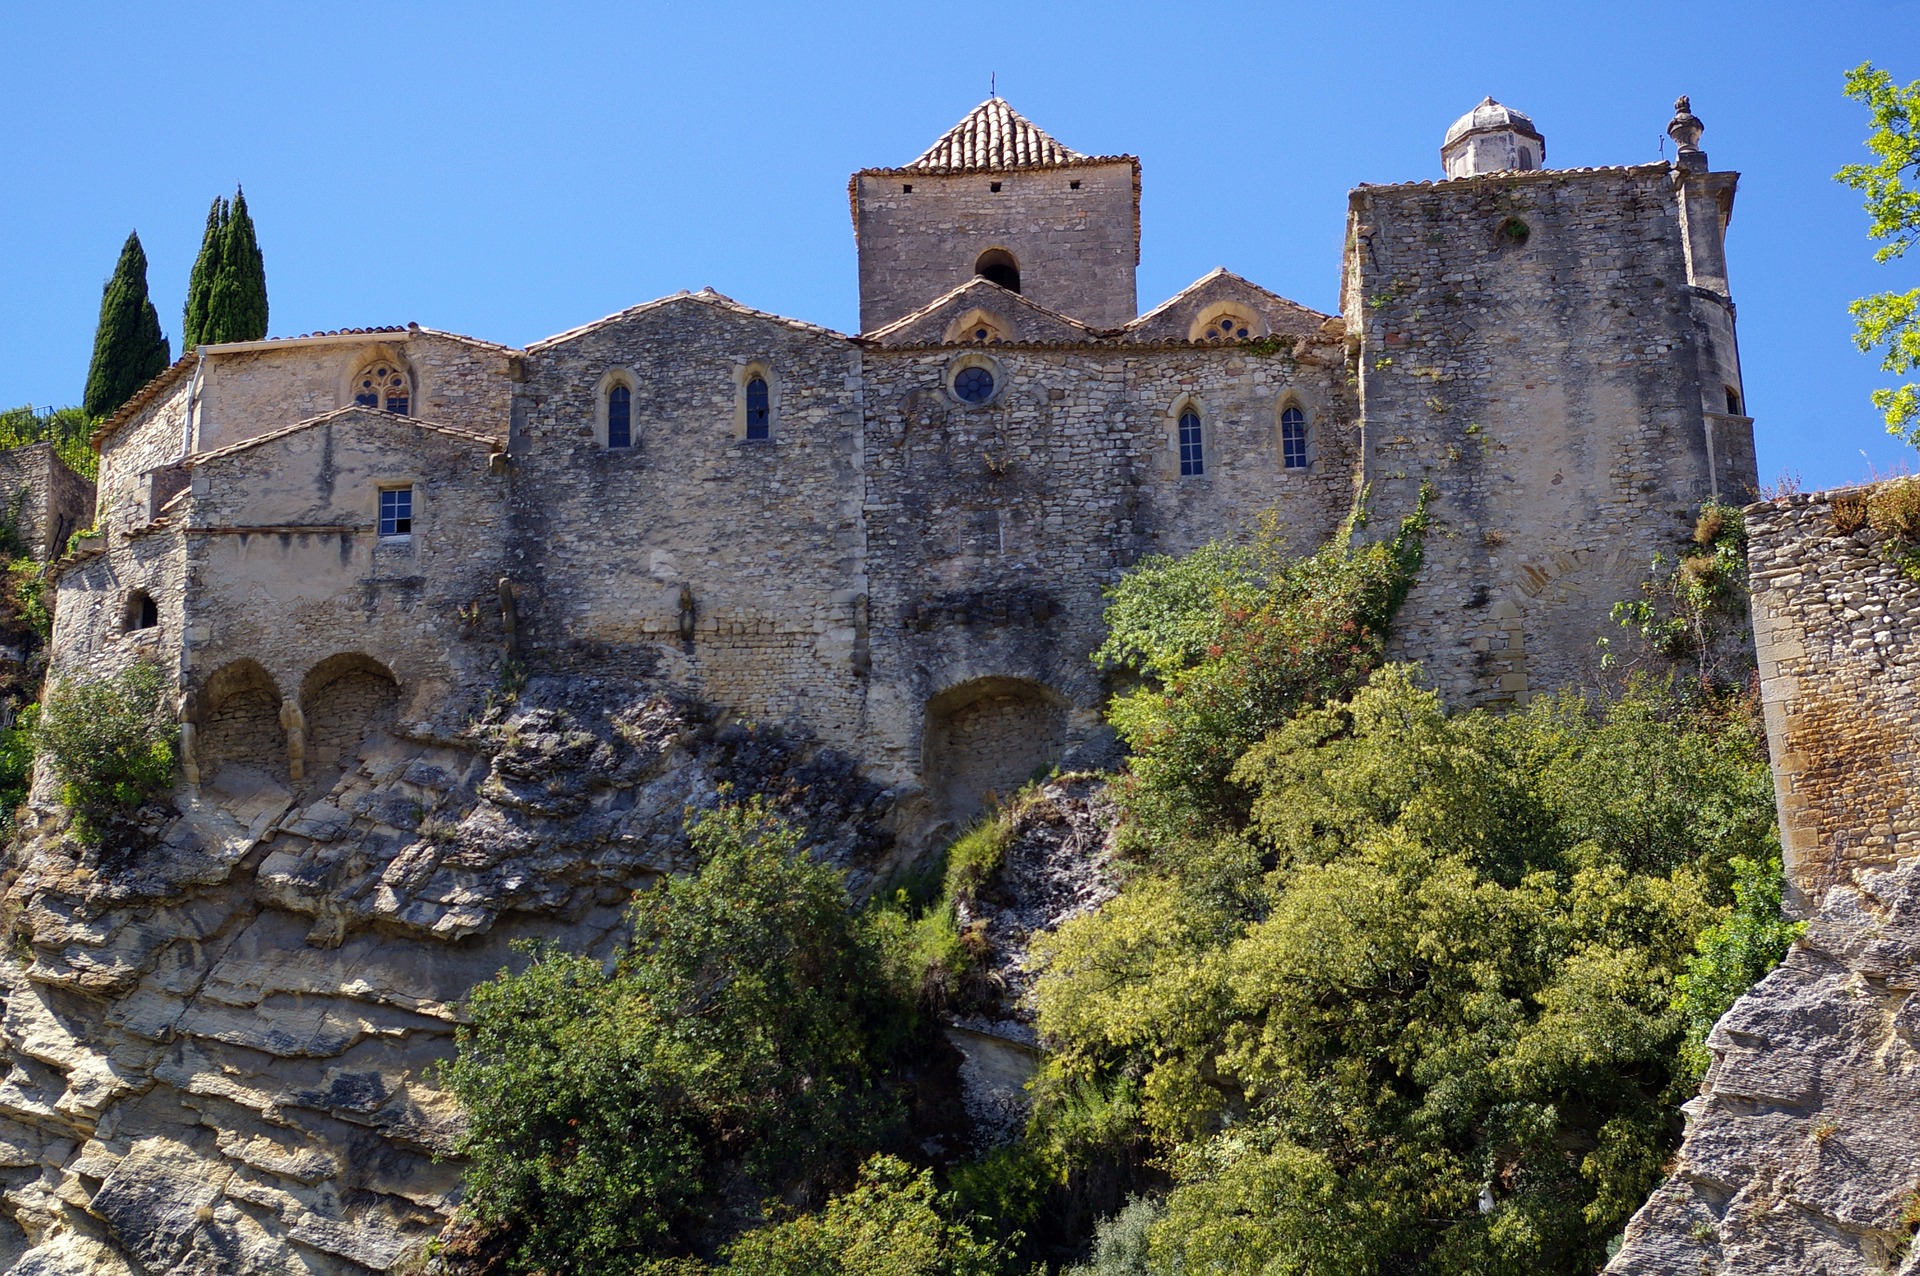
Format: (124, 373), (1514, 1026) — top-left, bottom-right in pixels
(1607, 487), (1920, 1276)
(1747, 489), (1920, 916)
(853, 159), (1140, 331)
(0, 444), (94, 563)
(1348, 163), (1756, 708)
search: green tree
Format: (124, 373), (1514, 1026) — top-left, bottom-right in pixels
(182, 197), (226, 351)
(81, 233), (171, 420)
(1098, 490), (1431, 837)
(1838, 63), (1920, 442)
(0, 405), (98, 480)
(722, 1155), (1009, 1276)
(1030, 668), (1779, 1276)
(184, 189), (269, 348)
(1671, 854), (1804, 1081)
(443, 799), (920, 1273)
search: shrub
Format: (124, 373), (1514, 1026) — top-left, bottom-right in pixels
(1672, 854), (1805, 1080)
(1063, 1196), (1164, 1276)
(1611, 501), (1752, 690)
(0, 705), (37, 834)
(35, 662), (176, 832)
(444, 799), (921, 1272)
(723, 1154), (1008, 1276)
(1868, 477), (1920, 578)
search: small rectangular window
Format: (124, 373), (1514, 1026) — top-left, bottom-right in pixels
(989, 181), (1002, 193)
(379, 486), (413, 536)
(1724, 386), (1742, 416)
(1070, 179), (1081, 190)
(902, 183), (913, 193)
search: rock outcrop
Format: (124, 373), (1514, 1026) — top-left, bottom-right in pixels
(1607, 859), (1920, 1274)
(0, 675), (898, 1274)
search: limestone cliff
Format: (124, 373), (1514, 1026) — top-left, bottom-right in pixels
(0, 674), (899, 1274)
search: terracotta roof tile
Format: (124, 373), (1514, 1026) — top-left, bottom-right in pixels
(900, 99), (1098, 174)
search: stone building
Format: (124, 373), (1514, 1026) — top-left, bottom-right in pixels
(50, 94), (1756, 834)
(0, 443), (92, 565)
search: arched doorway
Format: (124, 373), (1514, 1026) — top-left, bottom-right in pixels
(923, 677), (1066, 824)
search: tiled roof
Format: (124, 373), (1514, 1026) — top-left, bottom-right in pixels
(190, 405), (503, 465)
(904, 99), (1086, 173)
(89, 352), (198, 449)
(529, 288), (849, 350)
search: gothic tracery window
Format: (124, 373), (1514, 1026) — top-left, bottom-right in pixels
(1204, 313), (1252, 342)
(353, 362), (410, 416)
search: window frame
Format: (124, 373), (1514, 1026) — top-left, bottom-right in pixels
(745, 375), (771, 441)
(1177, 407), (1206, 478)
(1280, 402), (1310, 471)
(733, 362), (779, 441)
(377, 484), (415, 538)
(595, 369), (640, 451)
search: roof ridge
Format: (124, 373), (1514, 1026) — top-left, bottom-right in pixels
(189, 406), (503, 465)
(860, 277), (1104, 341)
(906, 98), (1084, 174)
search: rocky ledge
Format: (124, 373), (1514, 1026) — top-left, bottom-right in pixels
(1609, 855), (1920, 1275)
(0, 674), (900, 1275)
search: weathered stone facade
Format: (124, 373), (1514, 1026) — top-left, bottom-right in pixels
(0, 95), (1766, 1272)
(1607, 488), (1920, 1275)
(0, 444), (92, 566)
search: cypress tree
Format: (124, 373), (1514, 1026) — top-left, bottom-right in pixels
(182, 196), (227, 350)
(82, 232), (172, 420)
(205, 187), (267, 344)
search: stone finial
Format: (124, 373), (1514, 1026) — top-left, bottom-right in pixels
(1668, 95), (1706, 167)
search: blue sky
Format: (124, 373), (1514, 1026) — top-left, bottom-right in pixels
(2, 1), (1916, 489)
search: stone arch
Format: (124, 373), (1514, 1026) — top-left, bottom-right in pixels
(922, 677), (1068, 824)
(340, 345), (417, 416)
(1188, 299), (1268, 343)
(197, 659), (287, 782)
(943, 307), (1015, 345)
(974, 248), (1020, 294)
(299, 654), (400, 782)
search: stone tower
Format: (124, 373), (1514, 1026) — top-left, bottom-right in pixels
(1441, 97), (1547, 176)
(849, 99), (1141, 331)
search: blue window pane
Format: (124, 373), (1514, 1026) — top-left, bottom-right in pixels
(1282, 406), (1308, 470)
(1179, 411), (1204, 476)
(354, 392), (379, 408)
(386, 394), (409, 418)
(954, 366), (995, 403)
(608, 384), (631, 449)
(746, 376), (770, 439)
(379, 487), (413, 536)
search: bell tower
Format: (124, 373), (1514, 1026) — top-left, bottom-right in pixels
(850, 99), (1140, 332)
(1441, 97), (1547, 177)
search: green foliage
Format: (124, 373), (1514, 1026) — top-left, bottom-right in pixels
(1609, 502), (1751, 691)
(1101, 490), (1432, 836)
(1672, 855), (1805, 1081)
(184, 189), (270, 348)
(1866, 476), (1920, 579)
(0, 705), (38, 835)
(722, 1154), (1009, 1276)
(35, 662), (176, 833)
(1837, 63), (1920, 441)
(1063, 1197), (1164, 1276)
(0, 406), (96, 481)
(82, 232), (171, 420)
(444, 799), (920, 1272)
(1030, 667), (1779, 1275)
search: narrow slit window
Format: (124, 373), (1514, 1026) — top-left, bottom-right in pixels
(1724, 385), (1742, 416)
(746, 376), (771, 440)
(379, 486), (413, 537)
(1281, 406), (1308, 470)
(1178, 410), (1205, 477)
(608, 384), (632, 449)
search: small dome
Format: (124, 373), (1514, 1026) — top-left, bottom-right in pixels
(1444, 97), (1543, 148)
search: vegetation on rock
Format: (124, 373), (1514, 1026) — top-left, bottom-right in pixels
(82, 232), (171, 420)
(443, 798), (929, 1272)
(34, 661), (176, 839)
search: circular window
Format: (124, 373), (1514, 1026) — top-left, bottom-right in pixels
(954, 366), (996, 403)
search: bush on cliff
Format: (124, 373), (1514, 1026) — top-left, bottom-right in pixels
(444, 798), (923, 1273)
(1098, 489), (1432, 837)
(35, 661), (176, 835)
(1029, 667), (1778, 1275)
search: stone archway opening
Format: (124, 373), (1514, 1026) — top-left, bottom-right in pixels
(197, 660), (287, 783)
(299, 654), (400, 787)
(923, 677), (1068, 826)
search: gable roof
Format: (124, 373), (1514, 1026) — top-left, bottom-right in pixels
(529, 287), (849, 351)
(1124, 268), (1333, 340)
(860, 277), (1104, 345)
(189, 405), (503, 467)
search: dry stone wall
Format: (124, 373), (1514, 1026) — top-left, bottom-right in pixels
(0, 445), (93, 563)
